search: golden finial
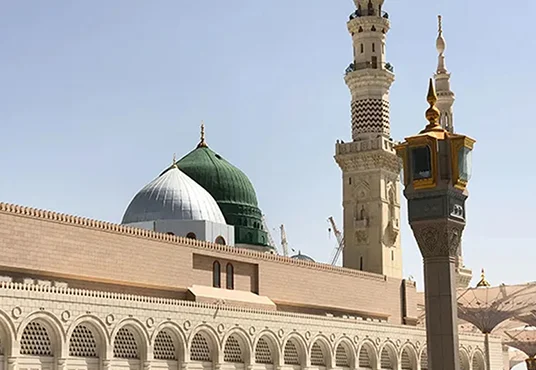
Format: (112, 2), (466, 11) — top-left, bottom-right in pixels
(197, 121), (208, 148)
(421, 78), (442, 133)
(476, 268), (491, 288)
(438, 15), (443, 36)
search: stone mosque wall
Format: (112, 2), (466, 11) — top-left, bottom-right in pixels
(0, 203), (418, 324)
(0, 282), (501, 370)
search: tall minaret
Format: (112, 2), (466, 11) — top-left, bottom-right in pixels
(434, 15), (473, 288)
(335, 0), (402, 279)
(434, 15), (456, 133)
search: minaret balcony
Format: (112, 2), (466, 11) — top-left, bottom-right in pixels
(349, 9), (389, 20)
(336, 136), (397, 155)
(345, 61), (394, 74)
(347, 14), (390, 34)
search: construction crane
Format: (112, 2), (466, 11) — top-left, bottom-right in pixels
(261, 215), (277, 250)
(280, 224), (290, 257)
(327, 216), (344, 265)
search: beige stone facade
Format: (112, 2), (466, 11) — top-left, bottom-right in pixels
(0, 202), (501, 370)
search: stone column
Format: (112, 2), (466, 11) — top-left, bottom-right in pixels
(412, 220), (464, 370)
(101, 359), (112, 370)
(7, 357), (17, 370)
(526, 358), (536, 370)
(143, 361), (152, 370)
(56, 358), (68, 370)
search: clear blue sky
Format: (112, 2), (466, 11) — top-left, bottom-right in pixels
(1, 0), (535, 293)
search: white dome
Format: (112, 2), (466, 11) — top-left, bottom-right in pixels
(122, 166), (226, 225)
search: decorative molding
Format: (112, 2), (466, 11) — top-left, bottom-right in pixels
(410, 221), (465, 258)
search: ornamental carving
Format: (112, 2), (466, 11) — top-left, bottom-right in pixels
(352, 179), (370, 201)
(355, 230), (369, 245)
(411, 222), (464, 258)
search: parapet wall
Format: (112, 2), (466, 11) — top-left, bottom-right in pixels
(0, 202), (418, 324)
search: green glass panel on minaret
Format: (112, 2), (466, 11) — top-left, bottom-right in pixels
(458, 146), (472, 182)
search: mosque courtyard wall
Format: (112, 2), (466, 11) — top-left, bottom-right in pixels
(0, 203), (418, 324)
(0, 282), (500, 370)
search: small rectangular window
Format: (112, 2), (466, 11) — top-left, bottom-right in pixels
(372, 43), (376, 53)
(349, 177), (352, 185)
(360, 44), (364, 53)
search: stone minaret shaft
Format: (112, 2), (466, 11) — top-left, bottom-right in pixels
(335, 0), (402, 279)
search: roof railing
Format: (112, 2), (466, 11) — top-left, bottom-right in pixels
(345, 61), (394, 74)
(349, 10), (389, 20)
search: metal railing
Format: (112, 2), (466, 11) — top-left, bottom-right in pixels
(345, 61), (394, 74)
(349, 9), (389, 20)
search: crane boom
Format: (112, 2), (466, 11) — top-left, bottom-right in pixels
(328, 216), (344, 265)
(280, 224), (290, 257)
(261, 215), (277, 249)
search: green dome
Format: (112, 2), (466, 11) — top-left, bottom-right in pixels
(171, 141), (271, 249)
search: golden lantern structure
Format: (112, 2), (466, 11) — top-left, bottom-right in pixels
(395, 78), (475, 370)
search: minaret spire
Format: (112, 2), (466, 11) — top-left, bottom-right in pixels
(433, 15), (456, 133)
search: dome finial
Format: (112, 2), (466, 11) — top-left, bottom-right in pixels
(436, 15), (448, 73)
(422, 78), (442, 133)
(172, 153), (178, 168)
(476, 268), (491, 287)
(438, 15), (443, 36)
(197, 121), (208, 148)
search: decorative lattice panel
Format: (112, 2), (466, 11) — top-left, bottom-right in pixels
(401, 349), (412, 370)
(311, 342), (326, 366)
(380, 348), (393, 369)
(154, 330), (177, 360)
(420, 349), (428, 370)
(190, 333), (211, 362)
(335, 344), (350, 367)
(460, 352), (470, 370)
(472, 354), (484, 370)
(224, 335), (243, 363)
(69, 325), (98, 357)
(284, 340), (300, 365)
(20, 321), (52, 356)
(351, 98), (390, 138)
(255, 337), (273, 364)
(359, 346), (371, 369)
(113, 327), (139, 359)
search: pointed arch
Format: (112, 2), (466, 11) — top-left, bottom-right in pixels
(334, 338), (356, 369)
(17, 311), (66, 358)
(309, 335), (332, 367)
(400, 343), (418, 370)
(459, 347), (470, 370)
(419, 346), (428, 370)
(471, 349), (486, 370)
(110, 318), (150, 360)
(188, 325), (220, 363)
(222, 328), (252, 364)
(283, 333), (307, 366)
(378, 342), (397, 370)
(253, 330), (280, 366)
(357, 340), (377, 370)
(66, 315), (109, 358)
(0, 309), (17, 356)
(151, 321), (187, 362)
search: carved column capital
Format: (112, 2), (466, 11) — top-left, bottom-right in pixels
(410, 220), (465, 258)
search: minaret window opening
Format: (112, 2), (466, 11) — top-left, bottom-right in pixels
(391, 250), (394, 261)
(349, 177), (352, 185)
(372, 43), (376, 53)
(186, 232), (197, 239)
(226, 263), (234, 290)
(213, 261), (221, 288)
(367, 0), (373, 16)
(360, 44), (364, 53)
(360, 257), (364, 270)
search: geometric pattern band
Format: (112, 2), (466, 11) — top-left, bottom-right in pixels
(351, 98), (390, 139)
